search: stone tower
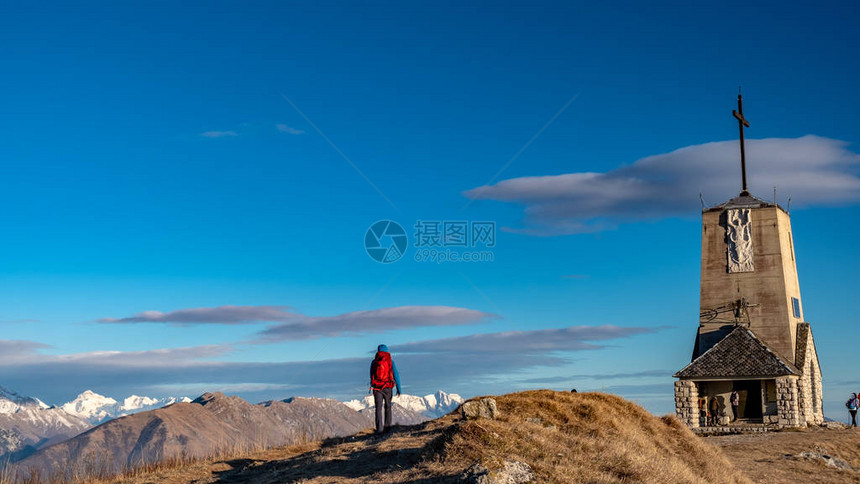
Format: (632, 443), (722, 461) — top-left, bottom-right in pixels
(673, 95), (823, 428)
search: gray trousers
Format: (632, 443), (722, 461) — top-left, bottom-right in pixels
(373, 387), (393, 433)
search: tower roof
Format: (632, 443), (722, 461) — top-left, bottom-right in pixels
(674, 326), (800, 379)
(704, 192), (786, 214)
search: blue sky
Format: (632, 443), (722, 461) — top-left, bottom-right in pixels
(1, 1), (858, 419)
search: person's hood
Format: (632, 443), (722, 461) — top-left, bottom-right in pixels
(853, 393), (857, 398)
(378, 344), (389, 353)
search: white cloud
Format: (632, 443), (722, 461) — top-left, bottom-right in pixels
(464, 136), (860, 235)
(200, 130), (238, 138)
(56, 344), (234, 366)
(276, 124), (305, 135)
(0, 339), (51, 364)
(394, 325), (661, 354)
(99, 305), (496, 340)
(256, 305), (498, 341)
(99, 305), (298, 325)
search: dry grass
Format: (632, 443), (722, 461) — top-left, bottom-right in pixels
(0, 436), (316, 484)
(17, 390), (754, 483)
(432, 390), (751, 484)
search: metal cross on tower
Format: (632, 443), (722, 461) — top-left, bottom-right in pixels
(733, 93), (751, 195)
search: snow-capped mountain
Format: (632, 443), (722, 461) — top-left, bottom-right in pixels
(0, 385), (90, 458)
(344, 390), (463, 419)
(0, 385), (49, 413)
(61, 390), (191, 425)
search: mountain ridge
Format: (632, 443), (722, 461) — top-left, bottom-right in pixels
(12, 390), (428, 476)
(0, 386), (90, 459)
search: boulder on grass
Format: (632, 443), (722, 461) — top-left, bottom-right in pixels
(461, 398), (499, 420)
(462, 460), (535, 483)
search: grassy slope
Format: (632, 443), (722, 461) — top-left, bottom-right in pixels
(91, 390), (751, 483)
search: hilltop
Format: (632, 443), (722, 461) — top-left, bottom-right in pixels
(93, 390), (753, 483)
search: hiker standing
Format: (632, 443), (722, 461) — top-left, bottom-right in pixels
(846, 393), (859, 427)
(370, 344), (401, 434)
(730, 391), (739, 422)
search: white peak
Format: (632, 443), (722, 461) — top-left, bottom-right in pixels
(59, 392), (188, 425)
(343, 398), (369, 411)
(0, 385), (43, 413)
(60, 391), (118, 424)
(343, 390), (463, 419)
(75, 390), (117, 404)
(120, 395), (159, 411)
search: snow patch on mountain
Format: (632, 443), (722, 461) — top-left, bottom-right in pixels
(61, 390), (191, 425)
(0, 386), (91, 457)
(344, 390), (463, 418)
(0, 385), (44, 414)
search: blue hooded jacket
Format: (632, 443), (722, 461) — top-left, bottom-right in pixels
(376, 344), (401, 394)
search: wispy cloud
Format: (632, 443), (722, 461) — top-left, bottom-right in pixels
(200, 130), (239, 138)
(394, 325), (661, 354)
(56, 344), (234, 366)
(0, 339), (232, 366)
(0, 324), (660, 404)
(256, 306), (498, 342)
(600, 383), (673, 396)
(99, 304), (497, 340)
(99, 305), (298, 326)
(0, 339), (51, 363)
(521, 369), (670, 384)
(276, 124), (305, 135)
(463, 136), (860, 235)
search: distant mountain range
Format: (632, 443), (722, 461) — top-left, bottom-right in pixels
(59, 390), (192, 425)
(343, 390), (463, 418)
(0, 385), (463, 477)
(13, 392), (428, 476)
(0, 386), (90, 459)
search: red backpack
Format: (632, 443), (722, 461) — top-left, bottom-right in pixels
(371, 352), (394, 389)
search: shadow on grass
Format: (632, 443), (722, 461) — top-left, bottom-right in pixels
(209, 423), (462, 483)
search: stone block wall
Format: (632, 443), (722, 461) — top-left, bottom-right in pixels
(674, 380), (699, 428)
(797, 332), (824, 425)
(776, 376), (801, 427)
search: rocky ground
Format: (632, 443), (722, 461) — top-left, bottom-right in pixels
(710, 426), (860, 484)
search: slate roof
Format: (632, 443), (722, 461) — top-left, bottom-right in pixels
(674, 326), (801, 379)
(705, 191), (786, 213)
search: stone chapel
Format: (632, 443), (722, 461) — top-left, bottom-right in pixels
(673, 95), (824, 428)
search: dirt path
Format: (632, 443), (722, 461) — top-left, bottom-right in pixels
(710, 428), (860, 484)
(111, 418), (460, 484)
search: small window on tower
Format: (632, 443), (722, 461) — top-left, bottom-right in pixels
(792, 297), (801, 319)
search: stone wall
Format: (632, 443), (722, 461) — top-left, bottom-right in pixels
(674, 380), (699, 428)
(797, 331), (824, 425)
(776, 376), (801, 427)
